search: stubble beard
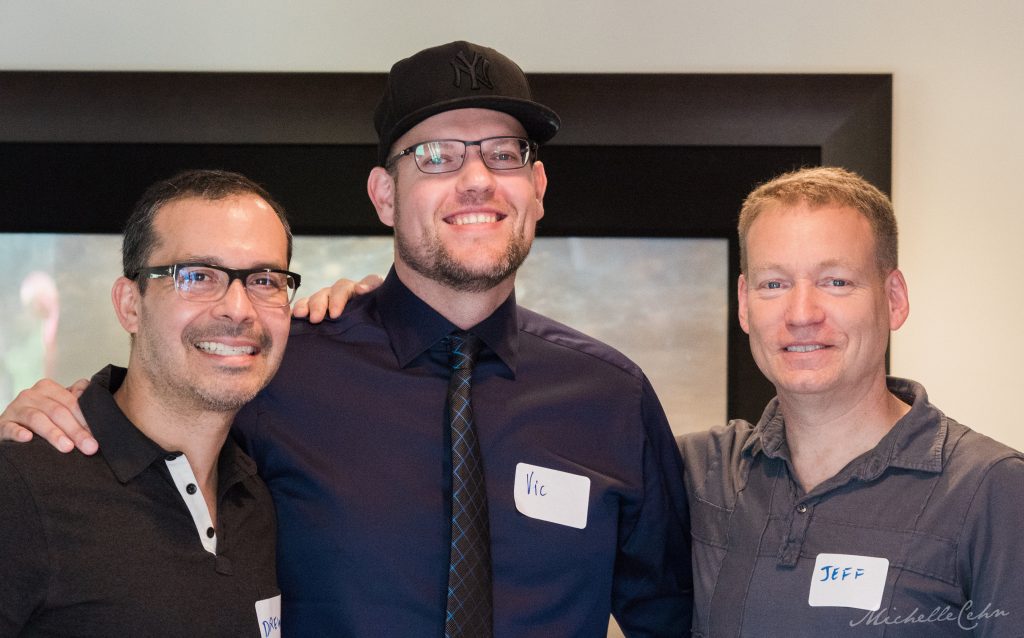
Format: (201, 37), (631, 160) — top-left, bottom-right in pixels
(393, 189), (532, 294)
(134, 312), (274, 414)
(180, 367), (264, 413)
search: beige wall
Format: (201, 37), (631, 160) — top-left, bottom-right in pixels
(2, 0), (1021, 450)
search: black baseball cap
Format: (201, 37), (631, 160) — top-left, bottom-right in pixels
(374, 41), (561, 166)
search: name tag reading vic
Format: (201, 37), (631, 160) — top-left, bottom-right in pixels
(808, 553), (889, 611)
(514, 462), (590, 529)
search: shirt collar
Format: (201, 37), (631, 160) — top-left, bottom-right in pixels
(82, 365), (258, 489)
(376, 267), (520, 374)
(742, 376), (946, 480)
(82, 365), (168, 484)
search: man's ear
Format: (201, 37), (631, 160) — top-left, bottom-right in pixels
(886, 268), (910, 330)
(367, 167), (397, 228)
(111, 277), (142, 334)
(737, 273), (751, 335)
(532, 161), (548, 221)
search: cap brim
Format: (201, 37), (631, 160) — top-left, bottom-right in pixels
(379, 96), (560, 166)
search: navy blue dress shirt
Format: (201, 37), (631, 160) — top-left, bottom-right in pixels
(234, 269), (692, 637)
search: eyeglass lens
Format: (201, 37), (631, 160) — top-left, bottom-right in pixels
(413, 137), (532, 173)
(175, 265), (296, 306)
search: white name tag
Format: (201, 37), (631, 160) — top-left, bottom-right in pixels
(255, 594), (282, 638)
(808, 553), (889, 611)
(513, 462), (590, 529)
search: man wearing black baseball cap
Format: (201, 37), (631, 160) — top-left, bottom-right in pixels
(273, 40), (690, 636)
(2, 41), (692, 637)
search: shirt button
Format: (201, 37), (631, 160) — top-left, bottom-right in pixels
(165, 453), (179, 461)
(206, 527), (216, 538)
(796, 504), (808, 514)
(186, 483), (197, 495)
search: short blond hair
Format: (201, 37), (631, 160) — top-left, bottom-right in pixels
(738, 166), (897, 275)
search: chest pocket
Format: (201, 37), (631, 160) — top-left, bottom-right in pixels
(800, 467), (965, 588)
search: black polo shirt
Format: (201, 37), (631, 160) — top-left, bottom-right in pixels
(0, 365), (279, 637)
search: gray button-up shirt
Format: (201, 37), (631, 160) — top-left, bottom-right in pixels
(679, 377), (1024, 637)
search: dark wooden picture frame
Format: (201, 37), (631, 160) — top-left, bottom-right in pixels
(0, 71), (891, 421)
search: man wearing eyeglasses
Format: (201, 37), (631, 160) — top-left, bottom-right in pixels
(255, 41), (690, 637)
(0, 170), (295, 636)
(0, 42), (690, 636)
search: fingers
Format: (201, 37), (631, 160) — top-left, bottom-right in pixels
(293, 273), (384, 324)
(63, 379), (98, 455)
(0, 379), (97, 455)
(327, 274), (384, 319)
(325, 280), (356, 320)
(291, 296), (311, 318)
(0, 421), (34, 443)
(67, 378), (90, 399)
(292, 286), (333, 324)
(306, 287), (332, 324)
(358, 273), (385, 290)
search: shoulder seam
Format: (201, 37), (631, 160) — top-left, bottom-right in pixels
(518, 323), (643, 382)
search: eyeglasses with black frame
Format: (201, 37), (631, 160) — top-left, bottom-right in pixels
(386, 136), (538, 174)
(134, 263), (302, 308)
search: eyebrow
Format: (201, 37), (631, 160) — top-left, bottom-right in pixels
(748, 258), (858, 274)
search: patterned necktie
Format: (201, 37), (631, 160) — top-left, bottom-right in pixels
(444, 332), (493, 638)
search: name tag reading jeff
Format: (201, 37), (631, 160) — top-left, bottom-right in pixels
(255, 594), (282, 638)
(514, 463), (590, 529)
(808, 553), (889, 611)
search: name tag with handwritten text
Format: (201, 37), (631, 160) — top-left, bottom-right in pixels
(255, 594), (282, 638)
(514, 463), (590, 529)
(808, 553), (889, 611)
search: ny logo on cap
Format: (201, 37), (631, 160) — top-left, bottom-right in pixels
(450, 51), (494, 90)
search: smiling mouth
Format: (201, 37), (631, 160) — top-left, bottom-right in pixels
(785, 344), (827, 353)
(195, 341), (258, 356)
(445, 212), (505, 225)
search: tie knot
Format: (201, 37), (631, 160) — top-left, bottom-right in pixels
(448, 332), (482, 371)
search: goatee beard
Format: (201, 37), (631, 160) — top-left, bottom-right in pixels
(392, 188), (532, 292)
(396, 232), (530, 293)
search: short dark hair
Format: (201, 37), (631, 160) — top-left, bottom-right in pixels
(738, 166), (898, 275)
(122, 170), (292, 292)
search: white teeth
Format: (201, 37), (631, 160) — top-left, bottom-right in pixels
(196, 341), (256, 356)
(786, 344), (825, 353)
(450, 213), (498, 225)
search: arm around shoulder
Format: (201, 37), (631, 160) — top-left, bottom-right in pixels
(0, 378), (97, 455)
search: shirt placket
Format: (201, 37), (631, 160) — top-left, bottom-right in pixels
(777, 492), (815, 568)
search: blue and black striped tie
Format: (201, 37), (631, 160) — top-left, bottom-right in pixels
(444, 332), (492, 638)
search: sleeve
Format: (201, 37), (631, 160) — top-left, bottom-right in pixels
(0, 450), (52, 633)
(610, 377), (693, 637)
(958, 454), (1024, 638)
